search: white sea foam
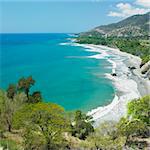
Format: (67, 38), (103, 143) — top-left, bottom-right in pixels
(67, 34), (78, 37)
(59, 41), (143, 125)
(87, 52), (109, 59)
(59, 42), (82, 47)
(89, 73), (141, 126)
(59, 43), (69, 45)
(107, 59), (116, 74)
(76, 44), (142, 126)
(81, 44), (117, 75)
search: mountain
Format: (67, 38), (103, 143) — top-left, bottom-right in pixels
(77, 12), (150, 64)
(81, 12), (150, 37)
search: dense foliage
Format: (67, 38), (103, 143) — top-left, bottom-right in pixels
(77, 96), (150, 150)
(71, 110), (94, 140)
(127, 95), (150, 124)
(83, 122), (126, 150)
(116, 96), (150, 149)
(14, 103), (69, 149)
(0, 77), (94, 150)
(77, 35), (150, 64)
(0, 77), (149, 150)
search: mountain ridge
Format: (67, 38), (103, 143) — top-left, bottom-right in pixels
(81, 12), (150, 37)
(77, 12), (150, 64)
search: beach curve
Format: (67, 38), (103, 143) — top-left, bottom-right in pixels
(76, 44), (150, 126)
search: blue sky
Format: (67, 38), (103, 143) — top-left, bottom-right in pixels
(0, 0), (149, 33)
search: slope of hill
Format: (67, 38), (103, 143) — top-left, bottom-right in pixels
(81, 12), (150, 37)
(77, 12), (150, 64)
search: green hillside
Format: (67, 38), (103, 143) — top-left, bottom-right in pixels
(77, 12), (150, 64)
(81, 12), (150, 37)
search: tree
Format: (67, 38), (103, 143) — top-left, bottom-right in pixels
(127, 96), (150, 124)
(117, 96), (150, 148)
(13, 102), (69, 149)
(84, 122), (126, 150)
(71, 110), (94, 140)
(29, 91), (42, 103)
(18, 76), (35, 100)
(117, 118), (147, 139)
(7, 84), (17, 100)
(75, 110), (82, 122)
(0, 139), (21, 150)
(23, 127), (45, 150)
(0, 90), (27, 132)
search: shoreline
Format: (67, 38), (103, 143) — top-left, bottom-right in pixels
(77, 44), (150, 126)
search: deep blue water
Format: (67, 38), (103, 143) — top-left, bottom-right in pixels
(0, 33), (115, 111)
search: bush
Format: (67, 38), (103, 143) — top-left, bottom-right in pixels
(0, 139), (21, 150)
(71, 110), (94, 140)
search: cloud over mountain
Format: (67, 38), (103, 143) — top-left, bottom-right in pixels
(108, 0), (150, 18)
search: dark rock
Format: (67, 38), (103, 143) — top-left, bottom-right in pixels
(140, 63), (144, 68)
(111, 73), (117, 76)
(128, 66), (136, 70)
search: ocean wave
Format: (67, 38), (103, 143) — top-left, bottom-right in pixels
(82, 45), (141, 125)
(60, 42), (141, 125)
(59, 42), (69, 45)
(81, 44), (118, 74)
(69, 43), (141, 125)
(86, 53), (108, 59)
(59, 42), (81, 47)
(67, 33), (78, 37)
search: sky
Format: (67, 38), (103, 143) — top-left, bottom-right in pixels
(0, 0), (149, 33)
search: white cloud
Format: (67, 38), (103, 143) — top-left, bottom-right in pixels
(108, 11), (123, 17)
(108, 2), (150, 18)
(136, 0), (150, 8)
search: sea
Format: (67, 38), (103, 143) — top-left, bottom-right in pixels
(0, 33), (115, 112)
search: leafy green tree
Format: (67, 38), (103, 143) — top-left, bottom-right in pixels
(71, 110), (94, 140)
(23, 127), (45, 150)
(117, 118), (148, 139)
(75, 110), (82, 122)
(117, 96), (150, 148)
(127, 95), (150, 124)
(18, 76), (35, 100)
(84, 122), (126, 150)
(0, 90), (27, 132)
(13, 102), (69, 150)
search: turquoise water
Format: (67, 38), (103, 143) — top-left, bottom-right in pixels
(0, 33), (115, 111)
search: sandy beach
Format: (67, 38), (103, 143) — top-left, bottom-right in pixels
(78, 44), (150, 126)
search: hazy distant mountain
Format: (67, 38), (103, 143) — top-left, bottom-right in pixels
(81, 12), (150, 37)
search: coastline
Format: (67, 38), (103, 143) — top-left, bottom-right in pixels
(77, 44), (150, 126)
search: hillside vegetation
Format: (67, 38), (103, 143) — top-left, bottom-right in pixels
(0, 76), (150, 150)
(77, 12), (150, 64)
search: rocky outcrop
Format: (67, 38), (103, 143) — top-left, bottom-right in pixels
(141, 61), (150, 79)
